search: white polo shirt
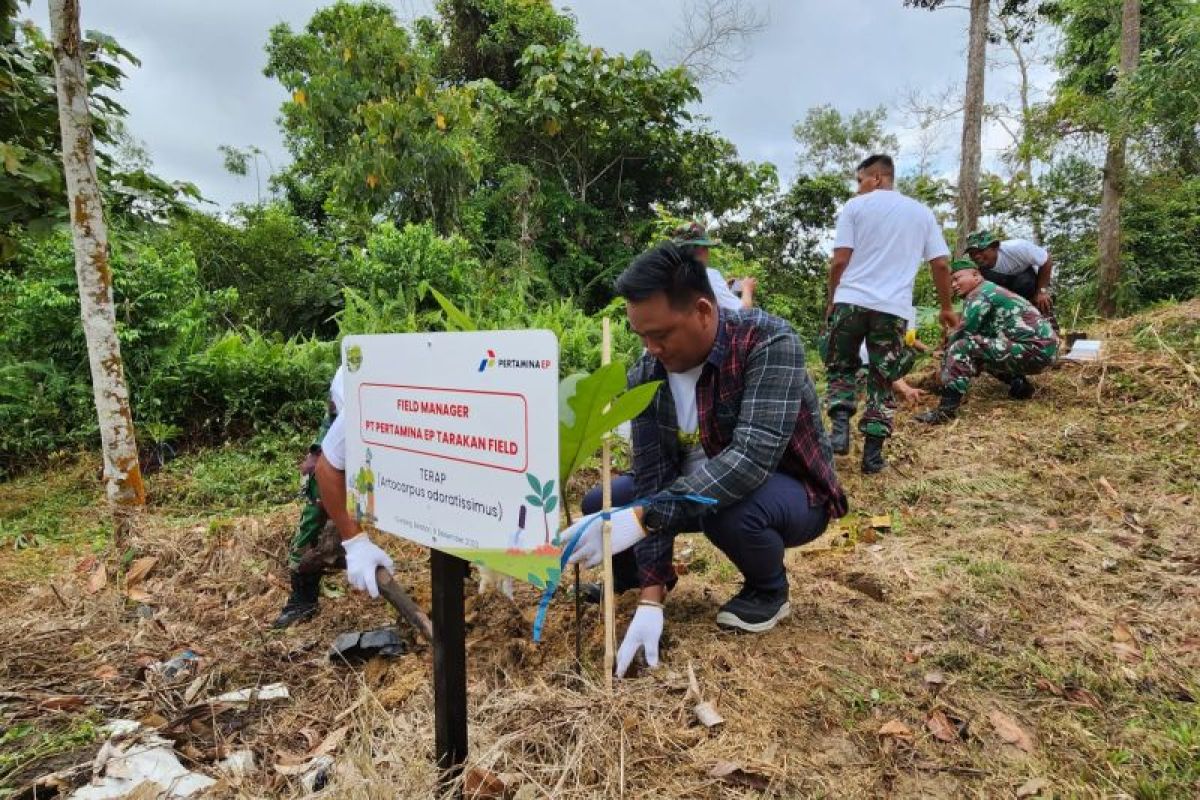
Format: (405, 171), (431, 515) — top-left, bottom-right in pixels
(320, 367), (347, 470)
(832, 189), (949, 320)
(707, 268), (742, 312)
(992, 239), (1049, 276)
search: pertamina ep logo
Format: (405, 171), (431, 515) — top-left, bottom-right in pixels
(477, 349), (551, 372)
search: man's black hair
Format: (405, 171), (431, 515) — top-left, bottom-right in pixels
(857, 154), (895, 178)
(614, 242), (716, 309)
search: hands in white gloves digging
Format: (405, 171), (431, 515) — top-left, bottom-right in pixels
(616, 603), (663, 677)
(341, 533), (394, 598)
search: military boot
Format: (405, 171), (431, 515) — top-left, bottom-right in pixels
(272, 572), (321, 629)
(861, 435), (887, 474)
(1008, 376), (1035, 400)
(915, 389), (964, 425)
(829, 410), (851, 455)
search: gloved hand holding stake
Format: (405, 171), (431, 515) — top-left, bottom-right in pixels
(616, 603), (663, 677)
(564, 508), (646, 568)
(342, 533), (394, 597)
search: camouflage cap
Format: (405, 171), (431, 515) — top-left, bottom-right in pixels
(671, 221), (721, 248)
(951, 258), (979, 273)
(964, 229), (1000, 251)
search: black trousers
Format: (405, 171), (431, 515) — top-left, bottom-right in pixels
(982, 267), (1038, 304)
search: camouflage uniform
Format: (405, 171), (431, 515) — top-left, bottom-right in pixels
(286, 411), (335, 571)
(941, 281), (1059, 395)
(273, 370), (350, 628)
(818, 328), (920, 396)
(823, 303), (910, 438)
(888, 334), (919, 383)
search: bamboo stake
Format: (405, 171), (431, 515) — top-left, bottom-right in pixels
(601, 317), (616, 691)
(567, 506), (581, 676)
(574, 562), (582, 675)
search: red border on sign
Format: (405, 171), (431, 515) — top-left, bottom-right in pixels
(357, 383), (529, 473)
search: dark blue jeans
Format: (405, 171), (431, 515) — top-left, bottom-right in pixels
(581, 473), (830, 594)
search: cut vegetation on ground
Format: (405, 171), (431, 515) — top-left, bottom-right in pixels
(1, 302), (1198, 799)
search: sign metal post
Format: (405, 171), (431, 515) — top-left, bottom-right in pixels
(342, 330), (560, 793)
(431, 550), (468, 794)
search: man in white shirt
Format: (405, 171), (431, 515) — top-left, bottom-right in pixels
(824, 154), (957, 474)
(671, 221), (756, 311)
(964, 230), (1057, 330)
(314, 369), (396, 600)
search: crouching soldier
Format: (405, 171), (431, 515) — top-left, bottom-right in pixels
(917, 260), (1059, 424)
(272, 375), (340, 628)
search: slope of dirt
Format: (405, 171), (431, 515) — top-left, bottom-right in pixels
(2, 302), (1198, 799)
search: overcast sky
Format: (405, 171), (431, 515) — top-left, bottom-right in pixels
(23, 0), (1056, 209)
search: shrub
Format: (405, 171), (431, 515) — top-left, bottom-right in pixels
(346, 221), (482, 303)
(172, 204), (342, 338)
(0, 228), (336, 473)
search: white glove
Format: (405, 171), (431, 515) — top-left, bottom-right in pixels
(616, 604), (663, 677)
(564, 508), (646, 569)
(341, 533), (394, 598)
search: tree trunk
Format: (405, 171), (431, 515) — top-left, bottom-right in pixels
(48, 0), (145, 528)
(1004, 20), (1044, 243)
(955, 0), (989, 255)
(1096, 0), (1141, 318)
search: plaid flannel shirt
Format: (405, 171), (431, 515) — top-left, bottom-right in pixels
(629, 308), (849, 588)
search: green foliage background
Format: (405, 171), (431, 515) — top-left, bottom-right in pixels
(1, 0), (1198, 478)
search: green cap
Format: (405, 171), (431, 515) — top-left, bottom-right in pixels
(951, 258), (978, 273)
(964, 229), (1000, 251)
(671, 221), (720, 248)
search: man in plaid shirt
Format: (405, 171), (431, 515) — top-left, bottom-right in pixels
(565, 243), (848, 676)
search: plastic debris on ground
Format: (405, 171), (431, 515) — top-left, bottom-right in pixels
(328, 626), (406, 664)
(209, 682), (290, 705)
(300, 755), (335, 792)
(69, 720), (216, 799)
(1062, 339), (1103, 361)
(217, 749), (256, 778)
(148, 650), (198, 680)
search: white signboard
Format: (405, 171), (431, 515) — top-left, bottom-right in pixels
(342, 331), (562, 588)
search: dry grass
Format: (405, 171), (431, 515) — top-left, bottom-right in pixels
(2, 302), (1199, 799)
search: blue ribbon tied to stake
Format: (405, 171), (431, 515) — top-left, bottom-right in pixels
(531, 492), (717, 642)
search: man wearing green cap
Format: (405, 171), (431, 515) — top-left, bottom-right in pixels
(964, 230), (1056, 327)
(916, 259), (1059, 424)
(672, 221), (756, 311)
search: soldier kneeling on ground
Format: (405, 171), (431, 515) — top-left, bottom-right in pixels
(917, 259), (1059, 425)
